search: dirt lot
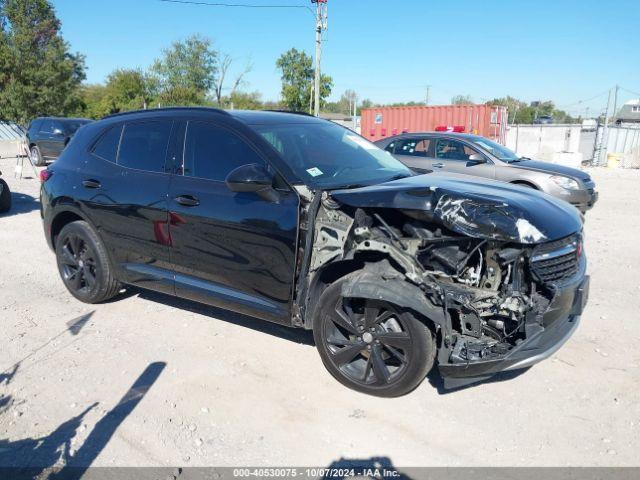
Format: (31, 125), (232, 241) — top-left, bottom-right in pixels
(1, 158), (639, 468)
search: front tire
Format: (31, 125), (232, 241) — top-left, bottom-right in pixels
(31, 145), (45, 166)
(0, 179), (11, 213)
(313, 278), (436, 397)
(55, 221), (121, 303)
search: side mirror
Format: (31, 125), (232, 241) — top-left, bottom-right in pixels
(468, 153), (486, 163)
(225, 163), (276, 200)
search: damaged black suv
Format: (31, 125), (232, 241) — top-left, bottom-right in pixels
(41, 108), (589, 397)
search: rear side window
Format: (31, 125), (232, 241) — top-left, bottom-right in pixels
(182, 121), (264, 181)
(396, 138), (431, 157)
(92, 125), (123, 163)
(118, 120), (172, 173)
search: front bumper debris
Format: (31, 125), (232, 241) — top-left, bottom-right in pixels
(439, 275), (589, 389)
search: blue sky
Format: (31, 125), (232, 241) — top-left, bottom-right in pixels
(52, 0), (640, 115)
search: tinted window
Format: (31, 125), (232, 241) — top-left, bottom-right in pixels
(40, 120), (54, 133)
(183, 121), (264, 181)
(395, 138), (431, 157)
(435, 139), (476, 161)
(63, 120), (90, 134)
(118, 121), (172, 173)
(28, 119), (42, 133)
(92, 125), (123, 163)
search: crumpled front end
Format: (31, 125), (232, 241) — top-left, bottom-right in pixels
(300, 185), (588, 388)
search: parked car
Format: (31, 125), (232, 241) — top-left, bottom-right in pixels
(376, 133), (598, 213)
(27, 117), (92, 166)
(533, 115), (554, 124)
(0, 171), (10, 213)
(41, 108), (589, 396)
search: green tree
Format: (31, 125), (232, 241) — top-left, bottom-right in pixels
(487, 97), (577, 124)
(227, 90), (263, 110)
(74, 84), (109, 119)
(451, 94), (473, 105)
(275, 48), (332, 112)
(151, 34), (217, 106)
(0, 0), (85, 123)
(103, 69), (154, 114)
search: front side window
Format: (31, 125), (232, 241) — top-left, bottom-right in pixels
(182, 121), (265, 181)
(40, 120), (54, 134)
(252, 122), (412, 189)
(395, 138), (431, 157)
(435, 139), (477, 161)
(92, 125), (123, 163)
(118, 121), (172, 173)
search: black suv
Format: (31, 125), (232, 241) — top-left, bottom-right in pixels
(27, 117), (92, 166)
(41, 108), (590, 396)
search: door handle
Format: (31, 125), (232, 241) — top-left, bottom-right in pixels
(82, 179), (101, 189)
(432, 162), (445, 168)
(174, 195), (200, 207)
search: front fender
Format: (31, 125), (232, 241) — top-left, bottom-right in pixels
(338, 271), (447, 330)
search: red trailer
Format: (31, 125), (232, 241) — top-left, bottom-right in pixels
(361, 104), (508, 144)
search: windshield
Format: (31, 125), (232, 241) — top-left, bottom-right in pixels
(252, 122), (412, 189)
(471, 138), (521, 162)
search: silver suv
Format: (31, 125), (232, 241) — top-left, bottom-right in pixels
(375, 133), (598, 213)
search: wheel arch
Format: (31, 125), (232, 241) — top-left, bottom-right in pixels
(510, 179), (539, 190)
(50, 206), (97, 248)
(305, 264), (446, 334)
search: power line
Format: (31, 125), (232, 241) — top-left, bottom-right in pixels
(557, 88), (611, 109)
(620, 86), (640, 97)
(158, 0), (312, 12)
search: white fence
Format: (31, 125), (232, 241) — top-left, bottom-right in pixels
(506, 124), (585, 168)
(600, 125), (640, 168)
(505, 123), (640, 169)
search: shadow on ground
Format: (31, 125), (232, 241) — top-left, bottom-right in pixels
(325, 456), (412, 479)
(427, 365), (531, 395)
(0, 362), (166, 480)
(0, 191), (40, 218)
(134, 288), (315, 346)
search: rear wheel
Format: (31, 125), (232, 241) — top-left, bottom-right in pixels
(30, 145), (45, 166)
(55, 221), (121, 303)
(0, 179), (11, 213)
(313, 278), (435, 397)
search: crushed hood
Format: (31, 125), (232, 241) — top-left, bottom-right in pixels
(510, 159), (591, 181)
(330, 173), (583, 244)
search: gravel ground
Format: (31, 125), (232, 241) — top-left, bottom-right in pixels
(1, 158), (639, 468)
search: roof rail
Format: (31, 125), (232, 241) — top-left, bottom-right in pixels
(102, 106), (230, 120)
(264, 109), (315, 117)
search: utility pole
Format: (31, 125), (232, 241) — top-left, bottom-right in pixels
(312, 0), (328, 117)
(600, 88), (612, 165)
(612, 84), (620, 123)
(425, 85), (431, 105)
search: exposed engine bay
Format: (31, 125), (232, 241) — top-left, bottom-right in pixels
(298, 190), (583, 373)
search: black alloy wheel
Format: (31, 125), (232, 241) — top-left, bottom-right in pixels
(55, 221), (121, 303)
(324, 298), (412, 386)
(59, 233), (98, 295)
(314, 278), (435, 397)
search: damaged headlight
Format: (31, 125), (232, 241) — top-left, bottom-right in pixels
(550, 175), (580, 191)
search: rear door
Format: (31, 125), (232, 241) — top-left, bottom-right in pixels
(389, 137), (435, 173)
(49, 120), (67, 157)
(167, 119), (299, 324)
(38, 119), (56, 157)
(80, 119), (174, 294)
(432, 138), (496, 179)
